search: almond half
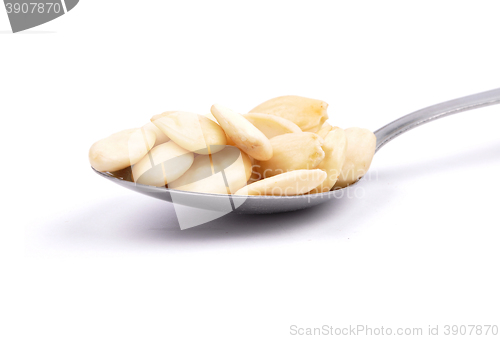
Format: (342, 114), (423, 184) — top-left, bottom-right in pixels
(89, 128), (156, 172)
(309, 127), (348, 193)
(249, 95), (329, 132)
(243, 113), (301, 139)
(132, 141), (194, 187)
(151, 111), (227, 155)
(334, 127), (376, 188)
(254, 132), (325, 179)
(235, 169), (327, 196)
(210, 104), (273, 161)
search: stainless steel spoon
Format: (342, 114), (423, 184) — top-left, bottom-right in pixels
(94, 88), (500, 214)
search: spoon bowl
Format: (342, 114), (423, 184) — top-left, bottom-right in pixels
(93, 88), (500, 214)
(93, 167), (359, 214)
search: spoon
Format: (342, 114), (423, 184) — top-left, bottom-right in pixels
(93, 88), (500, 214)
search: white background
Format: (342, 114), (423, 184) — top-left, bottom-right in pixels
(2, 1), (500, 338)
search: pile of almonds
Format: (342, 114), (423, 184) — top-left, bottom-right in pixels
(89, 96), (376, 196)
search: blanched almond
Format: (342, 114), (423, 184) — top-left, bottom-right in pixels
(316, 122), (333, 139)
(169, 146), (252, 194)
(254, 132), (325, 179)
(89, 128), (156, 172)
(309, 127), (348, 193)
(132, 141), (194, 187)
(249, 95), (329, 132)
(143, 121), (171, 146)
(334, 127), (376, 188)
(205, 112), (236, 146)
(204, 112), (219, 124)
(243, 113), (301, 139)
(210, 104), (273, 161)
(151, 111), (227, 155)
(235, 169), (327, 196)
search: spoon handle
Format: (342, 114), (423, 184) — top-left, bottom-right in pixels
(374, 87), (500, 152)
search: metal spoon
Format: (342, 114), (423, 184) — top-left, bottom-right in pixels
(94, 88), (500, 214)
